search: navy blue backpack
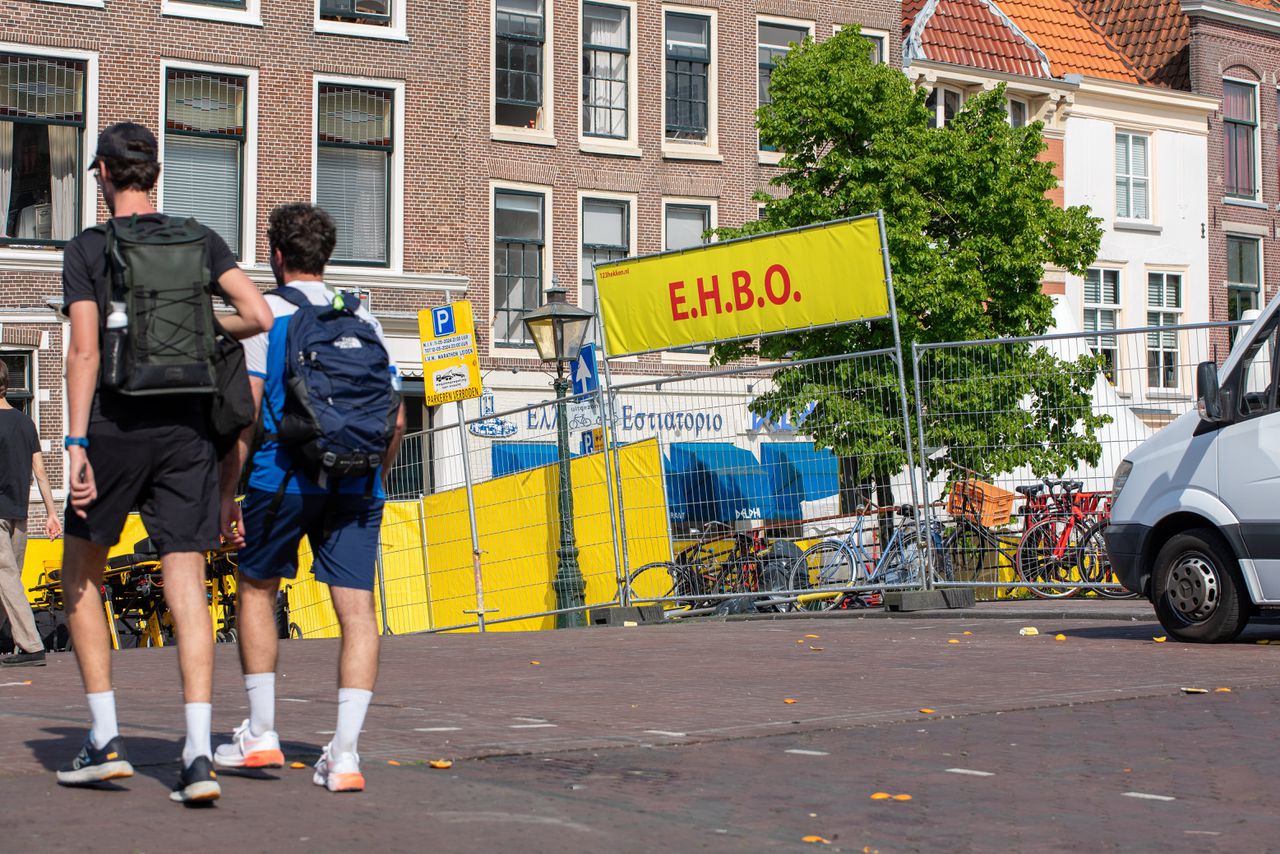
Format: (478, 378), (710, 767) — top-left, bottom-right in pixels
(265, 286), (400, 496)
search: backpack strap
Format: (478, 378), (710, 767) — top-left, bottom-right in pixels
(268, 286), (313, 312)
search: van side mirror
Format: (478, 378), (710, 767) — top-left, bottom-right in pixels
(1197, 361), (1225, 423)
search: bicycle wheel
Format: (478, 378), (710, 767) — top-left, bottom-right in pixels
(1016, 518), (1084, 599)
(788, 542), (861, 612)
(628, 561), (698, 614)
(945, 525), (986, 583)
(1078, 522), (1139, 599)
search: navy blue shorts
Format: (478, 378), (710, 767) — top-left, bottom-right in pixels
(238, 489), (385, 591)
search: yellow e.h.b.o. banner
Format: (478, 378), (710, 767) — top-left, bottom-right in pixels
(593, 215), (890, 356)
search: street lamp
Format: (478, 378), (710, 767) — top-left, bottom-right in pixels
(522, 279), (594, 628)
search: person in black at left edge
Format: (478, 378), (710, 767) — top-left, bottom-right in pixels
(56, 122), (272, 803)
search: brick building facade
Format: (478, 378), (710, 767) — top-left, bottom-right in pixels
(0, 0), (899, 523)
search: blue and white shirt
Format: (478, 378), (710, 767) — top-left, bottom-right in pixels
(243, 281), (398, 497)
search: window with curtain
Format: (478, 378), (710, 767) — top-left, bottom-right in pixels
(665, 12), (710, 141)
(320, 0), (391, 24)
(1147, 272), (1182, 389)
(0, 351), (32, 417)
(1, 53), (86, 247)
(496, 0), (545, 129)
(1224, 80), (1257, 199)
(757, 21), (807, 151)
(1006, 98), (1028, 128)
(926, 87), (961, 128)
(494, 189), (544, 345)
(1227, 234), (1260, 331)
(1083, 269), (1120, 381)
(164, 70), (246, 258)
(317, 84), (392, 265)
(1115, 132), (1150, 220)
(581, 197), (627, 343)
(582, 3), (629, 139)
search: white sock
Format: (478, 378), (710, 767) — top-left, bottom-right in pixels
(244, 672), (276, 736)
(182, 702), (212, 766)
(86, 691), (118, 750)
(332, 688), (372, 757)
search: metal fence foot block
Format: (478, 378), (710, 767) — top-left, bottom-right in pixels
(941, 588), (977, 609)
(883, 590), (952, 612)
(588, 606), (665, 626)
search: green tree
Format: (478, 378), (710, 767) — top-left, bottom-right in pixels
(718, 28), (1108, 501)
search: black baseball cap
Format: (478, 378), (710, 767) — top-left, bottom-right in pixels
(89, 122), (158, 171)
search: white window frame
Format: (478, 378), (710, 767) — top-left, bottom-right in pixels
(1006, 96), (1030, 128)
(577, 189), (637, 350)
(927, 85), (964, 128)
(492, 0), (556, 146)
(0, 346), (37, 427)
(578, 0), (639, 157)
(157, 59), (259, 264)
(833, 24), (889, 64)
(1146, 269), (1184, 391)
(1222, 76), (1261, 203)
(314, 0), (408, 41)
(1226, 233), (1263, 327)
(489, 180), (553, 352)
(0, 42), (99, 264)
(661, 196), (717, 363)
(309, 73), (405, 274)
(162, 0), (263, 27)
(1082, 267), (1121, 380)
(1114, 130), (1152, 223)
(757, 15), (812, 165)
(661, 5), (720, 162)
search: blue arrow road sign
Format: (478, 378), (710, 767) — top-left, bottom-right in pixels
(571, 342), (600, 396)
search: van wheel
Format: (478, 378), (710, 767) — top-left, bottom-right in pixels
(1152, 528), (1249, 643)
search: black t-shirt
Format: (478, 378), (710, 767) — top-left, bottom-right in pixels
(61, 214), (238, 424)
(0, 408), (39, 520)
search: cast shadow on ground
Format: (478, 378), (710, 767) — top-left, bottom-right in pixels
(1051, 620), (1280, 642)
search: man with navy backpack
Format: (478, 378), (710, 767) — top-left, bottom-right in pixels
(216, 202), (404, 794)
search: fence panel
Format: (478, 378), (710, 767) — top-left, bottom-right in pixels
(914, 319), (1245, 597)
(609, 349), (927, 613)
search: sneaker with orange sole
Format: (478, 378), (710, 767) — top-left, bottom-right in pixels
(214, 720), (285, 769)
(313, 744), (364, 792)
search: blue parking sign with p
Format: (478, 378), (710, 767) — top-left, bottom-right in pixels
(432, 306), (456, 337)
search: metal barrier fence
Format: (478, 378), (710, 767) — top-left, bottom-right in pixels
(287, 317), (1249, 633)
(914, 319), (1245, 597)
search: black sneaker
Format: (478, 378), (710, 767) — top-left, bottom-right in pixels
(0, 650), (46, 667)
(170, 755), (221, 803)
(56, 736), (134, 786)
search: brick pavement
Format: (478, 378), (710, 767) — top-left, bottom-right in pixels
(2, 612), (1279, 851)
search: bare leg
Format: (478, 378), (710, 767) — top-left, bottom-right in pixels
(61, 536), (111, 694)
(161, 552), (213, 703)
(330, 585), (379, 690)
(235, 574), (280, 676)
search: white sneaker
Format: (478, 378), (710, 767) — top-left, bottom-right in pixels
(213, 719), (285, 769)
(313, 743), (364, 793)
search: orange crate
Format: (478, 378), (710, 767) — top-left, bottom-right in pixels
(947, 479), (1016, 527)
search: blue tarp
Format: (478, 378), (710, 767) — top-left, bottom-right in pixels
(666, 443), (776, 525)
(760, 442), (839, 521)
(491, 442), (560, 477)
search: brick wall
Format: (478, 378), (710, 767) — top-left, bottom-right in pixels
(0, 0), (901, 518)
(1188, 14), (1280, 360)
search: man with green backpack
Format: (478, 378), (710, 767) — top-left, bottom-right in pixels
(56, 122), (272, 803)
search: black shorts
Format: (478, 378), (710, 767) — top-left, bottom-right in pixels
(64, 417), (219, 554)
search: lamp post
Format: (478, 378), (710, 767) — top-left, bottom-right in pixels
(522, 279), (594, 628)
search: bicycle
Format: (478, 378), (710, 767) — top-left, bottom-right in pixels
(626, 522), (783, 616)
(1014, 479), (1106, 599)
(1074, 498), (1138, 600)
(787, 503), (950, 612)
(942, 471), (1046, 589)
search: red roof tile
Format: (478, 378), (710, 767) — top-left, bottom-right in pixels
(905, 0), (1054, 78)
(1072, 0), (1188, 88)
(997, 0), (1144, 83)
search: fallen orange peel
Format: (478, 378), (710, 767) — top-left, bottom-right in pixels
(530, 660), (541, 665)
(870, 792), (892, 800)
(387, 760), (401, 766)
(805, 634), (820, 639)
(429, 759), (454, 769)
(918, 708), (936, 714)
(893, 794), (913, 801)
(947, 639), (959, 644)
(784, 698), (797, 705)
(1215, 687), (1232, 693)
(290, 762), (305, 769)
(801, 836), (830, 845)
(1153, 636), (1167, 643)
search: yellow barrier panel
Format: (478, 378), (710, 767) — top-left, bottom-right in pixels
(422, 438), (670, 632)
(22, 439), (671, 636)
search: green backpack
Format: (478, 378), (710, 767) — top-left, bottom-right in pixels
(97, 215), (217, 396)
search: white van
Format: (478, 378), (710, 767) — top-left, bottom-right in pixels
(1106, 296), (1279, 643)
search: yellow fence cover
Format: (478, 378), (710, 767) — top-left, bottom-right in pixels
(24, 439), (671, 637)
